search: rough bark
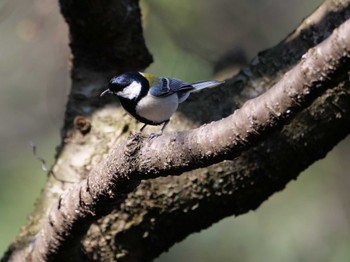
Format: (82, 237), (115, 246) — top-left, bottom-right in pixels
(2, 0), (350, 261)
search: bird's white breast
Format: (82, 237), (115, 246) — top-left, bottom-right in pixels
(136, 93), (179, 123)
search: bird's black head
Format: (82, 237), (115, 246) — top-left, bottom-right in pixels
(109, 72), (137, 93)
(101, 72), (149, 99)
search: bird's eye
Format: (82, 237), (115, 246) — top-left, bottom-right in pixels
(109, 82), (127, 92)
(109, 74), (133, 92)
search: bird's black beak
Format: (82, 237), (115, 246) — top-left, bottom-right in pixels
(100, 89), (112, 97)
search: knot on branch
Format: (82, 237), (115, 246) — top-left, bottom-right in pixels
(125, 132), (144, 158)
(74, 116), (92, 135)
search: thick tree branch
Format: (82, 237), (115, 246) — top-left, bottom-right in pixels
(28, 18), (350, 261)
(87, 2), (350, 260)
(95, 2), (350, 260)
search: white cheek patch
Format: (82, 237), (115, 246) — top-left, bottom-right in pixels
(117, 82), (142, 100)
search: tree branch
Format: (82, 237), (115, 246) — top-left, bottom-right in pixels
(28, 18), (350, 261)
(96, 2), (350, 259)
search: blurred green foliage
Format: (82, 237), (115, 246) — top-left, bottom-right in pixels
(1, 0), (349, 261)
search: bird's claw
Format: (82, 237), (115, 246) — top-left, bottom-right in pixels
(148, 132), (162, 139)
(129, 131), (144, 140)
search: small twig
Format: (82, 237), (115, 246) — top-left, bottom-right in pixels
(29, 141), (75, 184)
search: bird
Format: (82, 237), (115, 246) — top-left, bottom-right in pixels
(100, 72), (224, 136)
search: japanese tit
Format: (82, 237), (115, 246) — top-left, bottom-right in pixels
(101, 72), (224, 136)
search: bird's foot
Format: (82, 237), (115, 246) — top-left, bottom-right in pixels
(128, 131), (145, 140)
(148, 131), (162, 139)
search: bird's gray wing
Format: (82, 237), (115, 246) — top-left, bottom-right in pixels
(150, 77), (193, 97)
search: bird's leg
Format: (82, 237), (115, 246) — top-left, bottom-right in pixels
(160, 120), (169, 133)
(140, 123), (148, 132)
(130, 123), (147, 138)
(148, 120), (169, 139)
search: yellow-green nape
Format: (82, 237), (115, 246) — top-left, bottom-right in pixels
(139, 72), (158, 86)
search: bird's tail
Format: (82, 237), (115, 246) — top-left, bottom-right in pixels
(190, 80), (225, 91)
(177, 80), (224, 103)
